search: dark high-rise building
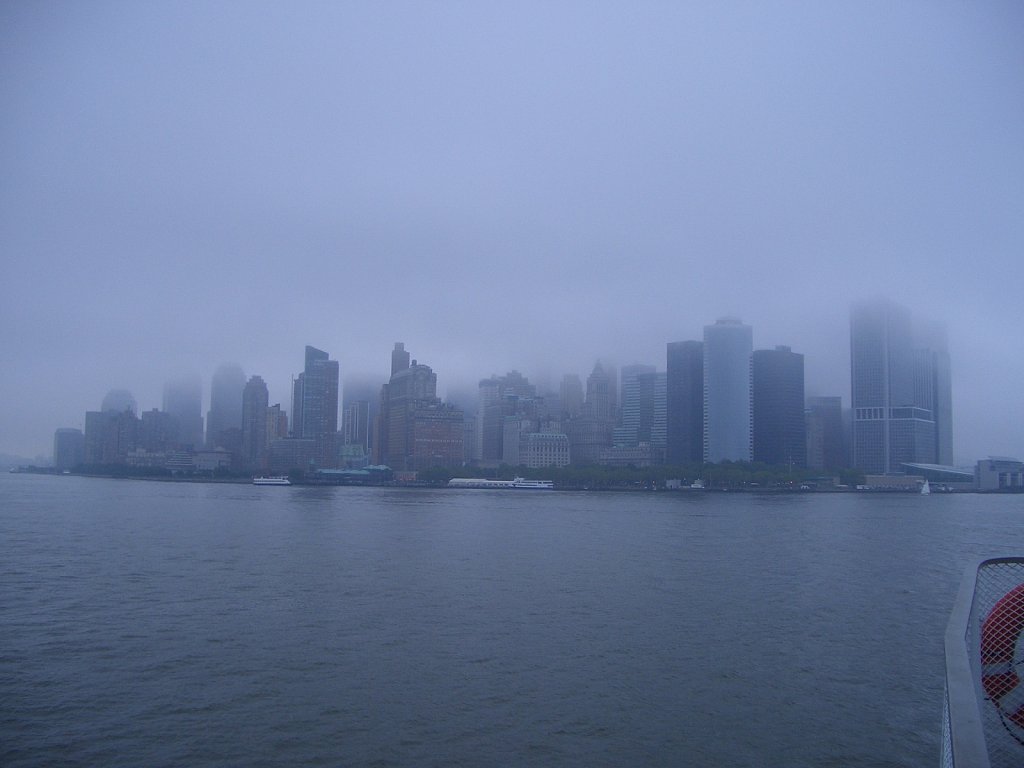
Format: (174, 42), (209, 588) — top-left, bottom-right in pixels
(667, 340), (703, 466)
(298, 346), (339, 440)
(850, 299), (948, 473)
(84, 409), (137, 465)
(806, 396), (845, 470)
(206, 364), (245, 448)
(376, 343), (462, 471)
(703, 318), (752, 463)
(241, 375), (270, 470)
(53, 428), (84, 470)
(391, 342), (411, 377)
(752, 346), (806, 467)
(163, 375), (204, 449)
(584, 362), (613, 422)
(290, 345), (340, 468)
(139, 408), (180, 452)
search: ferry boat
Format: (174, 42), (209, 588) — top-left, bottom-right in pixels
(448, 476), (553, 490)
(253, 476), (291, 486)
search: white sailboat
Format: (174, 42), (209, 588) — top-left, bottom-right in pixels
(921, 479), (931, 495)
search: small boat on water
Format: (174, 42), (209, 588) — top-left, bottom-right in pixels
(921, 479), (931, 495)
(253, 476), (291, 486)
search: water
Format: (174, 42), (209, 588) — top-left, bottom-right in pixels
(2, 473), (1023, 767)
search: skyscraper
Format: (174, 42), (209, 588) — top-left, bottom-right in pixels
(377, 343), (462, 471)
(163, 375), (204, 449)
(615, 364), (656, 447)
(290, 345), (340, 468)
(850, 298), (950, 473)
(53, 428), (84, 470)
(805, 396), (845, 470)
(559, 374), (584, 419)
(752, 346), (806, 467)
(206, 364), (245, 448)
(703, 318), (752, 463)
(666, 340), (703, 466)
(298, 346), (339, 440)
(240, 375), (269, 470)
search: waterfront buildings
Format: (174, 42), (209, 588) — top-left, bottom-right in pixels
(975, 457), (1024, 491)
(666, 340), (703, 466)
(752, 346), (806, 467)
(850, 299), (952, 474)
(703, 318), (753, 463)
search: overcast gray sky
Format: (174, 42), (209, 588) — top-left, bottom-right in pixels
(2, 0), (1021, 464)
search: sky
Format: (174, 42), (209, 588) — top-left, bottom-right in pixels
(2, 0), (1022, 464)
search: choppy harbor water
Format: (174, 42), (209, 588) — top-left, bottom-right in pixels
(2, 473), (1023, 767)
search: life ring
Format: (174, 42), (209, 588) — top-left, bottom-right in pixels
(981, 584), (1024, 730)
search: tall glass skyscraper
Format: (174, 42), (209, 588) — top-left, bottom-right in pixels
(752, 345), (805, 467)
(296, 345), (339, 440)
(703, 318), (752, 463)
(666, 340), (703, 466)
(850, 299), (951, 473)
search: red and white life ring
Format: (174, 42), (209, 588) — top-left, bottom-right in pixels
(981, 583), (1024, 729)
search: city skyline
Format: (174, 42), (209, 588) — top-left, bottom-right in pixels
(3, 3), (1021, 463)
(33, 300), (979, 473)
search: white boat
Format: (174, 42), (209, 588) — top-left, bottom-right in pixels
(253, 476), (291, 486)
(448, 476), (553, 490)
(921, 479), (931, 495)
(511, 478), (554, 489)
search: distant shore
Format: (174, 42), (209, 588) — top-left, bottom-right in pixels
(7, 465), (1015, 493)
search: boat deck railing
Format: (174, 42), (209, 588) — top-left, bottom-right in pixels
(943, 557), (1024, 767)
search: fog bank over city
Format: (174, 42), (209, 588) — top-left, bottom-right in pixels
(2, 1), (1021, 463)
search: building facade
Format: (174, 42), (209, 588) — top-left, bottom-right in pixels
(53, 428), (85, 470)
(241, 375), (270, 470)
(850, 299), (950, 473)
(805, 396), (845, 470)
(666, 340), (703, 466)
(291, 345), (340, 468)
(703, 318), (753, 463)
(206, 364), (245, 449)
(163, 375), (204, 450)
(752, 346), (806, 467)
(376, 343), (464, 471)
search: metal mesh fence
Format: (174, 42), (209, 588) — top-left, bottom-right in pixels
(972, 560), (1024, 767)
(941, 683), (954, 768)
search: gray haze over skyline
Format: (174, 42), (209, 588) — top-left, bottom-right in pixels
(2, 1), (1022, 464)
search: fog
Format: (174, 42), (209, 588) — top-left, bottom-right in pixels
(2, 1), (1021, 464)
